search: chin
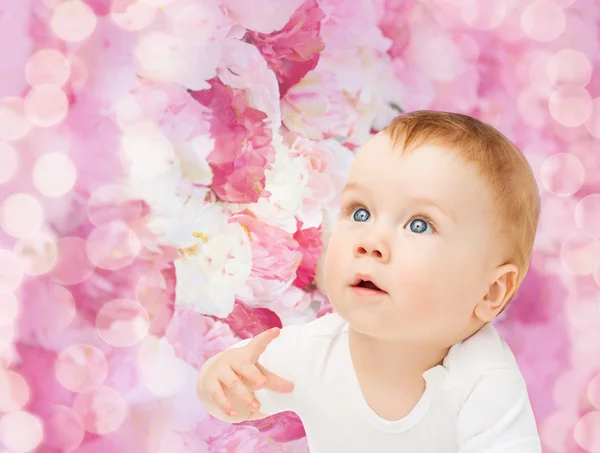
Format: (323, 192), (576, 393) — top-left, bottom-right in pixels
(334, 303), (390, 337)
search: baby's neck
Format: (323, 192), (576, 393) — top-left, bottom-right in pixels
(348, 328), (449, 386)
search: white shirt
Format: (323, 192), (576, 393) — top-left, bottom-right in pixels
(232, 313), (541, 453)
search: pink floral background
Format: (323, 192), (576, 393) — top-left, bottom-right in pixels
(1, 0), (600, 452)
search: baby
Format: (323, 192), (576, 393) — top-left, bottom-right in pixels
(197, 110), (542, 452)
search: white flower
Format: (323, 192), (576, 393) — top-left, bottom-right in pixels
(135, 32), (219, 91)
(239, 284), (317, 326)
(294, 136), (354, 229)
(174, 203), (252, 317)
(218, 38), (281, 132)
(242, 133), (309, 233)
(177, 135), (214, 186)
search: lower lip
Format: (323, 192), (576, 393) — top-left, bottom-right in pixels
(351, 286), (387, 297)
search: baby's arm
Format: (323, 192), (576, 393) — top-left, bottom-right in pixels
(196, 327), (295, 423)
(456, 368), (542, 453)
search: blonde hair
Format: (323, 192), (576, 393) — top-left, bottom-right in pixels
(380, 110), (540, 306)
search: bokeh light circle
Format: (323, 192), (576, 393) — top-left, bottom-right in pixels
(87, 184), (143, 227)
(25, 84), (69, 128)
(588, 373), (600, 410)
(0, 411), (44, 452)
(521, 0), (566, 42)
(85, 221), (140, 270)
(32, 152), (77, 197)
(96, 299), (150, 347)
(0, 97), (32, 142)
(548, 86), (593, 127)
(135, 270), (168, 320)
(111, 0), (157, 31)
(553, 369), (586, 411)
(45, 405), (85, 452)
(540, 411), (577, 452)
(73, 386), (128, 435)
(0, 250), (24, 292)
(0, 370), (30, 412)
(135, 32), (199, 86)
(55, 344), (108, 392)
(51, 0), (98, 42)
(51, 236), (96, 286)
(14, 233), (59, 276)
(35, 283), (77, 333)
(115, 95), (143, 129)
(25, 49), (71, 87)
(0, 344), (14, 369)
(0, 193), (44, 239)
(575, 194), (600, 238)
(574, 411), (600, 452)
(0, 292), (18, 326)
(164, 1), (219, 42)
(547, 49), (592, 87)
(540, 153), (585, 196)
(460, 0), (509, 30)
(0, 141), (18, 183)
(584, 97), (600, 139)
(560, 232), (600, 276)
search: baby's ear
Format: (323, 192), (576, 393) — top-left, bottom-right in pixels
(474, 263), (518, 322)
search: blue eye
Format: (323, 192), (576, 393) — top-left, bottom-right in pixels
(405, 218), (433, 234)
(352, 208), (370, 222)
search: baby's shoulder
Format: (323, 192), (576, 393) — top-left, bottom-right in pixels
(442, 322), (520, 384)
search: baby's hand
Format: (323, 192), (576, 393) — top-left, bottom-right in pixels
(197, 327), (295, 419)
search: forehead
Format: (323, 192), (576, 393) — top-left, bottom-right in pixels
(347, 134), (495, 216)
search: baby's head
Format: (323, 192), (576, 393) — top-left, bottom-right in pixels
(323, 110), (540, 348)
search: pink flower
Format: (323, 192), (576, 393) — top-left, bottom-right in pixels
(191, 79), (275, 203)
(241, 411), (306, 443)
(208, 424), (290, 452)
(132, 80), (213, 150)
(293, 221), (322, 290)
(165, 305), (239, 370)
(62, 256), (175, 337)
(289, 133), (354, 228)
(234, 212), (303, 303)
(243, 0), (326, 97)
(217, 39), (281, 131)
(210, 301), (282, 340)
(282, 68), (362, 141)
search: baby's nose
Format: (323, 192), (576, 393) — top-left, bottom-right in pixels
(354, 238), (390, 263)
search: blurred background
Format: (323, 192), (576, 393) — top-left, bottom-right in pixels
(0, 0), (599, 451)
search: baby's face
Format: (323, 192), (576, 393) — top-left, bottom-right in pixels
(324, 134), (502, 347)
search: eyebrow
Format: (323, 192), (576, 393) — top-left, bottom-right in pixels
(342, 182), (455, 220)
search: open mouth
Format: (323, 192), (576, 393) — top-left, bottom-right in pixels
(352, 279), (386, 293)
